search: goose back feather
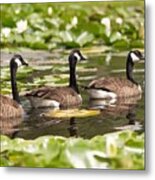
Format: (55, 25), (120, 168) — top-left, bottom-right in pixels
(0, 94), (24, 118)
(88, 77), (142, 98)
(26, 86), (82, 108)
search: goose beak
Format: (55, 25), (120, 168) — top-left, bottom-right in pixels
(141, 52), (145, 61)
(141, 56), (145, 61)
(80, 55), (87, 61)
(139, 56), (145, 63)
(23, 60), (29, 66)
(137, 53), (145, 63)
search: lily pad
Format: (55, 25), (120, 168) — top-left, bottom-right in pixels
(0, 130), (144, 169)
(43, 109), (101, 118)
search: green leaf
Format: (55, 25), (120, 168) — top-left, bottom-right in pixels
(76, 32), (94, 47)
(113, 39), (129, 50)
(0, 131), (144, 169)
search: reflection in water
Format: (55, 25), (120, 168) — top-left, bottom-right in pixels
(0, 94), (143, 139)
(127, 110), (136, 125)
(89, 94), (141, 115)
(114, 109), (142, 131)
(68, 117), (78, 137)
(89, 94), (142, 131)
(0, 116), (23, 137)
(0, 94), (143, 140)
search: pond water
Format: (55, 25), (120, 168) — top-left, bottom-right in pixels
(0, 50), (145, 139)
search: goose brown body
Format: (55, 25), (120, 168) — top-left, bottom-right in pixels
(26, 86), (82, 108)
(0, 94), (24, 119)
(0, 96), (23, 135)
(88, 76), (142, 98)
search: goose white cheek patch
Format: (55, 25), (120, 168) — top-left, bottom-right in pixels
(130, 53), (140, 62)
(74, 52), (81, 61)
(15, 58), (22, 67)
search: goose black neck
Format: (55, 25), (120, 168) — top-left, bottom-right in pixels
(10, 63), (21, 104)
(69, 58), (79, 93)
(126, 55), (138, 85)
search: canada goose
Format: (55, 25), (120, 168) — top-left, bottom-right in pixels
(0, 54), (28, 119)
(86, 50), (144, 99)
(25, 49), (86, 108)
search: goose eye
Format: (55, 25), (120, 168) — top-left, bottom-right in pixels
(14, 58), (22, 67)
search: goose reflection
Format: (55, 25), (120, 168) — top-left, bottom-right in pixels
(68, 117), (78, 137)
(0, 94), (143, 140)
(0, 116), (23, 138)
(88, 94), (142, 130)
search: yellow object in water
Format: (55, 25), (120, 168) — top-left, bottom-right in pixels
(43, 108), (101, 118)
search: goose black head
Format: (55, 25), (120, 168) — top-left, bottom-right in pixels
(128, 50), (145, 63)
(69, 49), (86, 65)
(10, 54), (28, 68)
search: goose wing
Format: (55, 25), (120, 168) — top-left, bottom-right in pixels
(0, 95), (23, 118)
(25, 86), (82, 107)
(88, 77), (140, 97)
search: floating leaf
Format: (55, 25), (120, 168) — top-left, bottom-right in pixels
(43, 109), (101, 118)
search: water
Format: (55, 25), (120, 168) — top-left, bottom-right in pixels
(0, 50), (145, 139)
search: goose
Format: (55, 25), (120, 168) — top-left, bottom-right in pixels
(0, 54), (28, 119)
(86, 50), (144, 99)
(25, 49), (86, 108)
